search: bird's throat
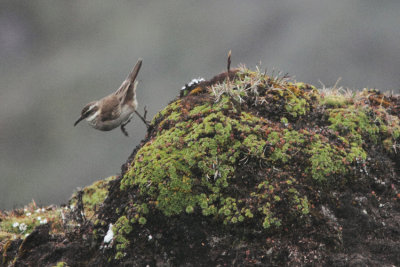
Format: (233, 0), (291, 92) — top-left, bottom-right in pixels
(86, 110), (100, 126)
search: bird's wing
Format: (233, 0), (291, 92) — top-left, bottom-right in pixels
(116, 59), (142, 105)
(100, 95), (121, 122)
(123, 80), (138, 105)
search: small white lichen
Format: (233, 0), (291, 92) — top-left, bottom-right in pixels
(19, 223), (27, 232)
(181, 77), (205, 90)
(104, 224), (114, 244)
(362, 209), (367, 215)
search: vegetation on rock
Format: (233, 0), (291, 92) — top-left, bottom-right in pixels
(1, 65), (399, 266)
(111, 66), (400, 262)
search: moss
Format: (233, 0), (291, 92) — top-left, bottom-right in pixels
(321, 94), (353, 108)
(122, 97), (268, 219)
(326, 99), (400, 159)
(285, 95), (308, 118)
(267, 129), (305, 164)
(307, 138), (348, 182)
(211, 68), (320, 122)
(151, 100), (182, 125)
(370, 106), (400, 153)
(69, 176), (116, 219)
(82, 177), (114, 208)
(113, 216), (132, 259)
(328, 106), (380, 145)
(329, 104), (397, 150)
(53, 262), (69, 267)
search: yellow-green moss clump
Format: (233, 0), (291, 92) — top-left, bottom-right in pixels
(53, 262), (69, 267)
(69, 176), (116, 219)
(112, 67), (400, 259)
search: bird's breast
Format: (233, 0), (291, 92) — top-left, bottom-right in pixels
(91, 105), (134, 131)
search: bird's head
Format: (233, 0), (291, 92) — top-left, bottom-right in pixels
(74, 101), (99, 126)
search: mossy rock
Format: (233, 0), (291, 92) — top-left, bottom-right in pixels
(109, 67), (400, 259)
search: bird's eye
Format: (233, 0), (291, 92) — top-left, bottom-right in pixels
(83, 105), (98, 117)
(84, 109), (94, 116)
(82, 105), (97, 117)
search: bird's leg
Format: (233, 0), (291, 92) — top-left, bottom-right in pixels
(120, 119), (131, 137)
(135, 106), (150, 128)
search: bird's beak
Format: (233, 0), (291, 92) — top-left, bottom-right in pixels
(74, 115), (85, 126)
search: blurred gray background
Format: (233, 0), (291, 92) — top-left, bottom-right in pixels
(1, 0), (400, 210)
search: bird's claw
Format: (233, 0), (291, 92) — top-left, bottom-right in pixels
(135, 106), (151, 128)
(120, 124), (129, 136)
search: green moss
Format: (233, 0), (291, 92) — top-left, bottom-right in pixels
(285, 96), (308, 118)
(185, 205), (194, 214)
(151, 100), (182, 125)
(122, 97), (267, 219)
(138, 217), (147, 225)
(328, 106), (380, 145)
(69, 176), (115, 220)
(307, 138), (347, 182)
(267, 129), (305, 163)
(321, 94), (353, 108)
(280, 117), (289, 125)
(284, 82), (319, 118)
(82, 177), (114, 209)
(371, 106), (400, 153)
(113, 216), (132, 259)
(53, 262), (69, 267)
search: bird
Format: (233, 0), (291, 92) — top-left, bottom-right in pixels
(74, 58), (147, 136)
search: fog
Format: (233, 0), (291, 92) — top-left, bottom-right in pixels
(1, 0), (399, 210)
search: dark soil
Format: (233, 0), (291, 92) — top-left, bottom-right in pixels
(5, 173), (399, 266)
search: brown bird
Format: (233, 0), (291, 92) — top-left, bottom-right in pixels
(74, 59), (147, 136)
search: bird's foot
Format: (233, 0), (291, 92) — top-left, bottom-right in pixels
(135, 106), (151, 128)
(120, 123), (129, 137)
